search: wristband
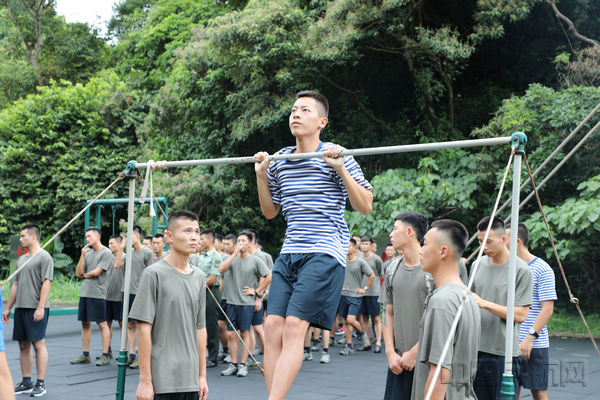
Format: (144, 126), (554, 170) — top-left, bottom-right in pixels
(363, 286), (368, 290)
(255, 292), (263, 299)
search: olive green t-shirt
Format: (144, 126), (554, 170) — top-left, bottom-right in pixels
(80, 246), (114, 300)
(458, 260), (469, 285)
(105, 257), (124, 302)
(412, 283), (480, 400)
(361, 253), (383, 297)
(380, 258), (434, 354)
(471, 255), (533, 357)
(15, 250), (54, 309)
(342, 258), (373, 297)
(129, 260), (206, 395)
(226, 254), (270, 306)
(124, 246), (154, 295)
(255, 250), (274, 270)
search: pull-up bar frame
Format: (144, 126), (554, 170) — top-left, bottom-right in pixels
(116, 134), (523, 400)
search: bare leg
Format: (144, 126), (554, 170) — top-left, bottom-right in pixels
(18, 341), (33, 378)
(264, 315), (284, 394)
(531, 390), (549, 400)
(359, 314), (370, 343)
(98, 321), (110, 353)
(248, 326), (256, 356)
(253, 324), (266, 353)
(0, 351), (15, 399)
(321, 330), (330, 350)
(240, 330), (250, 364)
(127, 320), (137, 356)
(82, 321), (92, 352)
(218, 320), (228, 350)
(374, 315), (382, 346)
(32, 339), (48, 380)
(268, 316), (310, 400)
(227, 331), (239, 364)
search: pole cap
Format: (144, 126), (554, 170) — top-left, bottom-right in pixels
(511, 132), (527, 155)
(123, 160), (138, 178)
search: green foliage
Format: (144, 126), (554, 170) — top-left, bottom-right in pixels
(346, 149), (494, 239)
(0, 71), (144, 273)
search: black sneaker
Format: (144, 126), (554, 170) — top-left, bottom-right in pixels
(30, 382), (46, 397)
(14, 381), (34, 394)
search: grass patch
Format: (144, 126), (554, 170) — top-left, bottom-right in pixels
(2, 275), (81, 303)
(548, 308), (600, 338)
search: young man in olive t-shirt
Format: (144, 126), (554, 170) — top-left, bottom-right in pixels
(381, 212), (434, 400)
(130, 210), (208, 400)
(472, 216), (533, 400)
(72, 227), (114, 367)
(412, 220), (480, 400)
(2, 224), (53, 396)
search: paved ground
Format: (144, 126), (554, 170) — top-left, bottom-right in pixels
(2, 314), (599, 399)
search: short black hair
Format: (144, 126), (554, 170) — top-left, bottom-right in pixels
(360, 236), (372, 244)
(109, 234), (123, 243)
(385, 243), (394, 248)
(244, 229), (257, 243)
(132, 225), (142, 236)
(153, 233), (164, 239)
(431, 219), (469, 260)
(223, 233), (236, 243)
(21, 224), (41, 240)
(215, 233), (222, 242)
(477, 216), (505, 234)
(200, 228), (215, 239)
(86, 227), (101, 237)
(144, 235), (153, 241)
(349, 238), (357, 246)
(166, 210), (199, 231)
(394, 211), (428, 245)
(237, 230), (252, 241)
(506, 222), (529, 247)
(296, 90), (329, 117)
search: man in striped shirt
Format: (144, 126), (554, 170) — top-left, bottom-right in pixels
(254, 90), (373, 400)
(507, 223), (557, 400)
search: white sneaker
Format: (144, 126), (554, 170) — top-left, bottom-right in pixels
(220, 363), (238, 376)
(303, 351), (313, 361)
(246, 358), (257, 369)
(362, 333), (370, 348)
(223, 354), (232, 363)
(237, 364), (248, 377)
(339, 346), (354, 356)
(320, 352), (330, 364)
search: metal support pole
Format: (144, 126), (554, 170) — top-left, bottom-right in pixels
(116, 173), (136, 400)
(501, 132), (526, 399)
(95, 205), (102, 229)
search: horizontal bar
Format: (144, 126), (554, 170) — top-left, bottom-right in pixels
(135, 137), (512, 170)
(85, 197), (168, 205)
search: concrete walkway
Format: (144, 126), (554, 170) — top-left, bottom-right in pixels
(2, 314), (598, 399)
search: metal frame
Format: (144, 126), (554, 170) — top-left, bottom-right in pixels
(115, 135), (526, 400)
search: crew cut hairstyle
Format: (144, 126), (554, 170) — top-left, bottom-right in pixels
(360, 236), (372, 244)
(237, 230), (252, 241)
(86, 227), (101, 236)
(296, 90), (329, 117)
(132, 225), (143, 236)
(166, 210), (199, 231)
(109, 234), (123, 243)
(477, 216), (505, 234)
(394, 211), (428, 245)
(349, 238), (357, 246)
(153, 233), (164, 239)
(21, 224), (41, 240)
(200, 228), (215, 239)
(431, 219), (469, 260)
(506, 222), (529, 247)
(223, 233), (237, 243)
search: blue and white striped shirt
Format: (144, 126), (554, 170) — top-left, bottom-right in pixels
(519, 256), (557, 348)
(267, 141), (372, 267)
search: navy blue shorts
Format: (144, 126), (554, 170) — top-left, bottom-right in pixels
(519, 347), (549, 390)
(226, 304), (253, 332)
(337, 296), (361, 317)
(358, 295), (381, 317)
(153, 392), (198, 400)
(126, 293), (136, 313)
(474, 352), (521, 400)
(384, 367), (414, 400)
(252, 309), (263, 326)
(78, 297), (107, 322)
(267, 253), (345, 330)
(218, 299), (228, 322)
(105, 300), (123, 322)
(12, 308), (49, 343)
